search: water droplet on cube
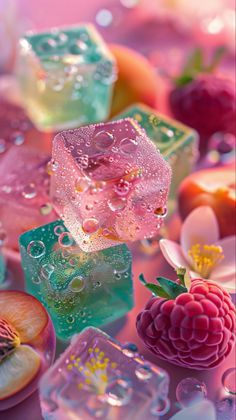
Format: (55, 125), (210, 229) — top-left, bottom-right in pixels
(176, 378), (207, 407)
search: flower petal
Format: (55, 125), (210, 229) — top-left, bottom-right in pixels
(207, 275), (236, 294)
(160, 239), (188, 269)
(211, 236), (236, 280)
(181, 206), (220, 262)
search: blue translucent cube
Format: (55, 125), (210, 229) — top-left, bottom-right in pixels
(19, 220), (133, 340)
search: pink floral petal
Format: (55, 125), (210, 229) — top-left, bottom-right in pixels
(160, 239), (188, 270)
(211, 236), (236, 280)
(181, 206), (220, 263)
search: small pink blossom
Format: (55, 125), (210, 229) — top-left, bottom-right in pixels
(160, 206), (235, 293)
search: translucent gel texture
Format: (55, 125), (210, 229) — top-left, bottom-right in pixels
(19, 220), (134, 340)
(39, 327), (169, 420)
(114, 104), (199, 216)
(17, 24), (117, 131)
(0, 146), (56, 251)
(50, 118), (171, 252)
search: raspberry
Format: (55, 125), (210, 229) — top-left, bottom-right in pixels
(169, 75), (236, 153)
(136, 278), (236, 370)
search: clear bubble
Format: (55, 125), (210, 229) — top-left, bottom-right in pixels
(40, 264), (54, 280)
(38, 38), (57, 52)
(27, 240), (46, 258)
(22, 183), (37, 199)
(69, 39), (88, 55)
(47, 160), (58, 175)
(176, 378), (207, 408)
(122, 342), (138, 357)
(75, 177), (90, 193)
(135, 364), (153, 380)
(93, 131), (115, 151)
(11, 131), (25, 146)
(54, 225), (65, 236)
(104, 377), (132, 407)
(114, 180), (130, 196)
(0, 139), (6, 154)
(66, 315), (75, 324)
(120, 137), (138, 154)
(108, 196), (127, 212)
(50, 78), (65, 92)
(150, 397), (170, 416)
(82, 218), (100, 234)
(40, 203), (53, 216)
(69, 276), (85, 293)
(58, 232), (75, 247)
(222, 368), (236, 395)
(154, 206), (167, 218)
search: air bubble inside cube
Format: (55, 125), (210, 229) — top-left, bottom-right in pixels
(39, 327), (170, 420)
(50, 118), (171, 252)
(19, 220), (134, 340)
(17, 24), (117, 131)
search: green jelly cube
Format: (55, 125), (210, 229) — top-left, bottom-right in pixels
(114, 103), (199, 215)
(17, 24), (116, 131)
(19, 220), (133, 340)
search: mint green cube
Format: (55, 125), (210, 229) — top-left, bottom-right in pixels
(17, 25), (116, 131)
(114, 104), (199, 215)
(19, 220), (133, 340)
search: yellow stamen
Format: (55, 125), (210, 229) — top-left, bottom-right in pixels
(188, 243), (224, 278)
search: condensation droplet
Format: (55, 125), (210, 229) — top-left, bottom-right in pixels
(75, 177), (90, 193)
(69, 39), (88, 55)
(27, 240), (46, 258)
(120, 137), (138, 154)
(22, 183), (37, 199)
(176, 378), (207, 408)
(38, 38), (57, 52)
(11, 131), (25, 146)
(154, 206), (167, 218)
(47, 160), (58, 175)
(135, 364), (153, 380)
(82, 218), (99, 234)
(69, 276), (85, 293)
(104, 378), (132, 407)
(93, 131), (115, 151)
(108, 197), (127, 212)
(222, 368), (236, 395)
(122, 342), (138, 357)
(58, 232), (75, 247)
(54, 225), (65, 236)
(150, 397), (170, 417)
(114, 180), (130, 196)
(40, 263), (54, 279)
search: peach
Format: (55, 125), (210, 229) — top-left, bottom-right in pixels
(109, 44), (158, 117)
(0, 291), (55, 410)
(178, 166), (235, 238)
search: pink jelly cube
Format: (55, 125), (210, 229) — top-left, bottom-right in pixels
(0, 146), (57, 250)
(50, 118), (171, 252)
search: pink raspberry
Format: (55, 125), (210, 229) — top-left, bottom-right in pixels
(136, 278), (235, 370)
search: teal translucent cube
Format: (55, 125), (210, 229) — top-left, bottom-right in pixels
(114, 104), (199, 216)
(17, 25), (117, 131)
(19, 220), (133, 340)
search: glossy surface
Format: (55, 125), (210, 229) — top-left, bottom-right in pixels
(39, 327), (169, 419)
(19, 219), (133, 340)
(50, 118), (171, 251)
(0, 146), (56, 251)
(17, 24), (116, 131)
(0, 290), (55, 411)
(114, 103), (199, 215)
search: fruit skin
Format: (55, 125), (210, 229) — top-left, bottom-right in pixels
(109, 44), (158, 117)
(136, 278), (236, 370)
(0, 291), (56, 411)
(169, 74), (236, 154)
(178, 166), (235, 238)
